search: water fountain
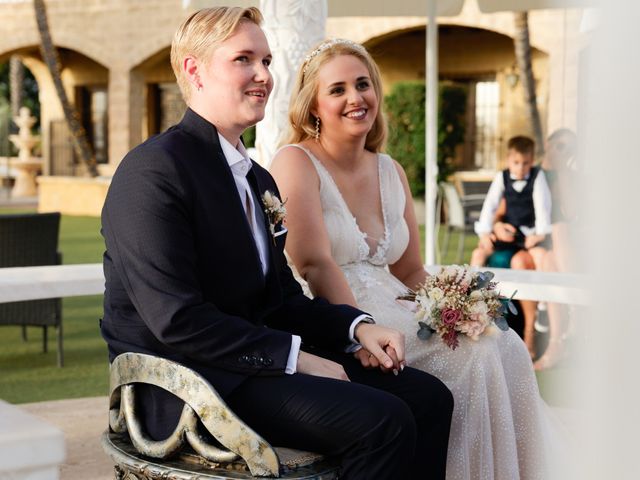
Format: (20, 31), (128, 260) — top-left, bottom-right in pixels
(9, 107), (42, 197)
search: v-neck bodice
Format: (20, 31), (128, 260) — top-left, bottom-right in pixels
(286, 144), (409, 267)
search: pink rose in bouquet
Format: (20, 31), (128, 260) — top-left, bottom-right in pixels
(441, 308), (462, 327)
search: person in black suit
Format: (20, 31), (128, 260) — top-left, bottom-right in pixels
(101, 7), (452, 479)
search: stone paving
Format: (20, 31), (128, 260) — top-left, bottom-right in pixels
(21, 397), (113, 480)
(0, 188), (37, 209)
(19, 395), (582, 480)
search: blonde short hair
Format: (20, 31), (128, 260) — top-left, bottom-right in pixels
(284, 39), (387, 153)
(170, 7), (263, 103)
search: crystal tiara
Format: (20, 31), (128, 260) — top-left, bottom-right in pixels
(301, 38), (367, 74)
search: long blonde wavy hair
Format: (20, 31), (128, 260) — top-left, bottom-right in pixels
(283, 39), (387, 153)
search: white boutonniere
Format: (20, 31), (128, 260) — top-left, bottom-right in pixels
(262, 190), (287, 240)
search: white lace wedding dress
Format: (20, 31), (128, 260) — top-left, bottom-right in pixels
(287, 144), (556, 480)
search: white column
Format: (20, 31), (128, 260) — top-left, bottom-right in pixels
(424, 1), (439, 266)
(256, 0), (327, 167)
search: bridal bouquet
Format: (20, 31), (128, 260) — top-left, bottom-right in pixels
(398, 265), (516, 350)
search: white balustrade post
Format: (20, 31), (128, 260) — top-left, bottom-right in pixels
(256, 0), (326, 167)
(0, 400), (65, 479)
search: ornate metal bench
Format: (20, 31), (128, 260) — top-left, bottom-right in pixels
(102, 352), (339, 479)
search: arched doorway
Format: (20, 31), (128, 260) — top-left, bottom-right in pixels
(0, 47), (109, 176)
(0, 54), (39, 156)
(134, 47), (185, 140)
(365, 25), (549, 171)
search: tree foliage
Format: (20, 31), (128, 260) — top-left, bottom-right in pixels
(0, 61), (40, 156)
(514, 11), (544, 157)
(34, 0), (98, 176)
(385, 81), (467, 197)
(0, 61), (40, 128)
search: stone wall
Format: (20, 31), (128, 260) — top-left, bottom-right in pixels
(0, 0), (588, 179)
(37, 175), (110, 216)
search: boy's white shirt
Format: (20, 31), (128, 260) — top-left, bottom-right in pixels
(474, 169), (552, 237)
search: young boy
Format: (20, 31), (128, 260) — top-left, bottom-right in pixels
(470, 135), (552, 356)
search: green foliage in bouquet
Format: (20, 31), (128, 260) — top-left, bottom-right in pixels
(384, 81), (467, 197)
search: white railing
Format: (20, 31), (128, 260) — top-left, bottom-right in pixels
(426, 265), (589, 306)
(0, 264), (103, 303)
(0, 263), (588, 306)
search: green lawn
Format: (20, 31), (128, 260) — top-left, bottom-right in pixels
(0, 210), (107, 403)
(0, 295), (108, 403)
(419, 226), (478, 265)
(0, 210), (570, 406)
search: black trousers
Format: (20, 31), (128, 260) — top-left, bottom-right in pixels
(227, 348), (453, 480)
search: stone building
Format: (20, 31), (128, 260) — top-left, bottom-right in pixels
(0, 0), (590, 212)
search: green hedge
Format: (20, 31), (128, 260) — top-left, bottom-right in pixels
(385, 81), (467, 197)
(242, 125), (256, 148)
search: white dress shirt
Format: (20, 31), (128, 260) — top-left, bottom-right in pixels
(219, 133), (302, 373)
(474, 169), (552, 237)
(219, 133), (371, 373)
(219, 133), (270, 275)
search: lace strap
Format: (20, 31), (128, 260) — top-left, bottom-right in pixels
(378, 153), (406, 213)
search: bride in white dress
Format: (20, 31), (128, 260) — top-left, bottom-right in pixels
(270, 39), (555, 480)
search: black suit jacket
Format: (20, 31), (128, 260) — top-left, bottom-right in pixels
(101, 108), (364, 400)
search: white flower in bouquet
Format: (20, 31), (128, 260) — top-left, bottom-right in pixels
(456, 318), (486, 341)
(414, 292), (434, 324)
(468, 300), (489, 317)
(469, 289), (483, 301)
(430, 287), (444, 302)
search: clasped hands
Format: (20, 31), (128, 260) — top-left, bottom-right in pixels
(484, 222), (544, 250)
(296, 323), (406, 382)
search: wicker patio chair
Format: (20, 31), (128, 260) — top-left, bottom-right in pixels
(439, 182), (484, 263)
(0, 212), (63, 367)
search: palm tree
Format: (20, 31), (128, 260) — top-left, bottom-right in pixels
(33, 0), (98, 176)
(9, 56), (23, 119)
(514, 11), (544, 156)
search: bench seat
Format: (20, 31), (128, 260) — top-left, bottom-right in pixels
(102, 352), (339, 479)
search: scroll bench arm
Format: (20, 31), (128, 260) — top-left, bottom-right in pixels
(108, 352), (280, 477)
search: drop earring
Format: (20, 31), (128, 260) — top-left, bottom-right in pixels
(314, 116), (321, 142)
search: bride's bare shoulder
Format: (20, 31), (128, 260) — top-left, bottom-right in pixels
(270, 143), (319, 186)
